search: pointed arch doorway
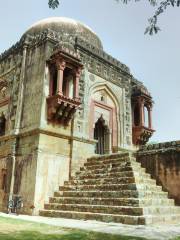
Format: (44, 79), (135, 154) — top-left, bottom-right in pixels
(94, 116), (110, 155)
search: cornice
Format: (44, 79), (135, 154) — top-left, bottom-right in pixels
(0, 128), (96, 145)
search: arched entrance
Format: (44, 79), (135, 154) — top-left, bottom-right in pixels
(94, 116), (110, 155)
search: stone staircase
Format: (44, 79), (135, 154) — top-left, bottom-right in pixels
(40, 152), (180, 225)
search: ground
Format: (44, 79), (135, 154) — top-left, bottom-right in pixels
(0, 216), (146, 240)
(0, 213), (180, 240)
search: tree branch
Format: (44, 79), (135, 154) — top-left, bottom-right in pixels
(48, 0), (180, 35)
(116, 0), (180, 35)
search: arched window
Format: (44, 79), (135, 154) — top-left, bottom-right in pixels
(0, 113), (6, 136)
(101, 95), (104, 102)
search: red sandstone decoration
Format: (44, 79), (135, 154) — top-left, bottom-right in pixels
(46, 46), (83, 125)
(89, 100), (118, 154)
(132, 86), (155, 145)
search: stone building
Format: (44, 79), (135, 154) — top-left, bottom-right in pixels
(0, 17), (179, 224)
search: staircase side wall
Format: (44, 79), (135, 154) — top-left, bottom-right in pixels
(33, 133), (95, 215)
(137, 141), (180, 205)
(0, 137), (15, 212)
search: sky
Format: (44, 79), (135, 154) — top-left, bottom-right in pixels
(0, 0), (180, 142)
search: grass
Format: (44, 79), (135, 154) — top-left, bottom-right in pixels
(0, 216), (148, 240)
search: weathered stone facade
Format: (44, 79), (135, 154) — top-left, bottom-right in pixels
(0, 17), (155, 215)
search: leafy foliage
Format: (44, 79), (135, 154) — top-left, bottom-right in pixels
(48, 0), (179, 35)
(116, 0), (180, 35)
(48, 0), (60, 9)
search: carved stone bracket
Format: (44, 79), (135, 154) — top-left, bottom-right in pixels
(132, 126), (155, 145)
(47, 94), (81, 125)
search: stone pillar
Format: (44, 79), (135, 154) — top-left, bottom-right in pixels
(49, 67), (54, 96)
(132, 105), (135, 127)
(108, 129), (112, 154)
(56, 59), (66, 95)
(148, 106), (152, 129)
(74, 67), (81, 100)
(139, 98), (144, 127)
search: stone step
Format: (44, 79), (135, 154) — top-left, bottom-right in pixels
(49, 196), (174, 207)
(44, 203), (144, 215)
(54, 190), (168, 199)
(49, 197), (141, 206)
(139, 198), (175, 206)
(40, 152), (180, 225)
(60, 183), (162, 192)
(78, 165), (146, 175)
(144, 214), (180, 225)
(86, 154), (136, 165)
(143, 206), (180, 215)
(44, 203), (180, 216)
(87, 153), (131, 162)
(40, 209), (180, 225)
(84, 160), (141, 170)
(39, 209), (146, 225)
(67, 176), (157, 186)
(75, 170), (151, 180)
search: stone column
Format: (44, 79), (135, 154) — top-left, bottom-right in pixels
(148, 106), (153, 129)
(108, 129), (112, 154)
(139, 98), (144, 127)
(74, 67), (81, 100)
(56, 59), (66, 95)
(49, 67), (54, 96)
(132, 104), (135, 127)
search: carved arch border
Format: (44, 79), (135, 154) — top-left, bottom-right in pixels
(88, 82), (120, 152)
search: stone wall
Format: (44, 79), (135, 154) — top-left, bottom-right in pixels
(71, 138), (96, 175)
(136, 141), (180, 205)
(21, 44), (47, 131)
(0, 136), (15, 212)
(33, 132), (95, 214)
(13, 133), (39, 214)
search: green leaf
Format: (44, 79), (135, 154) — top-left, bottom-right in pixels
(48, 0), (60, 9)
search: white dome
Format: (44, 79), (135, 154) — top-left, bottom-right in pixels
(24, 17), (103, 50)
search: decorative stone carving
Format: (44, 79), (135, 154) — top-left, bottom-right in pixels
(47, 94), (80, 125)
(0, 78), (10, 106)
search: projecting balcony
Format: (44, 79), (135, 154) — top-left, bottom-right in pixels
(47, 94), (81, 125)
(46, 46), (83, 125)
(132, 126), (155, 145)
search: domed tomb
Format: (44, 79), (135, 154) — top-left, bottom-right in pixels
(23, 17), (103, 50)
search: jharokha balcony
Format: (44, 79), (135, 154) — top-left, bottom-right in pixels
(46, 46), (83, 125)
(132, 85), (155, 146)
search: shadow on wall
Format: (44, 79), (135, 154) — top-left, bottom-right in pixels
(136, 141), (180, 205)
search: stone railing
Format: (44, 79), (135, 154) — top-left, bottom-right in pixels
(138, 140), (180, 154)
